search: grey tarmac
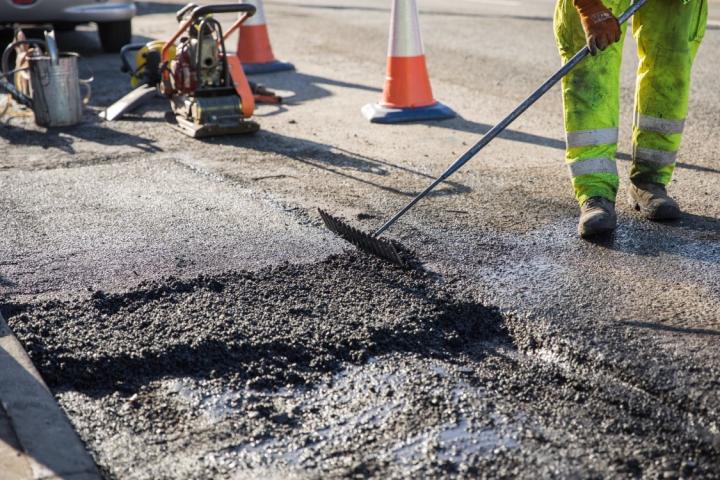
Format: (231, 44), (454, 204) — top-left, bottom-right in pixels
(1, 0), (719, 478)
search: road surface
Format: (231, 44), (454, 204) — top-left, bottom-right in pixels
(1, 0), (719, 478)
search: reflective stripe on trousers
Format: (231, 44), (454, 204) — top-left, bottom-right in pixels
(566, 128), (619, 148)
(636, 114), (685, 135)
(568, 157), (618, 177)
(634, 146), (678, 168)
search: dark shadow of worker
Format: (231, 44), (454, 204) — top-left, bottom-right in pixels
(429, 115), (720, 177)
(205, 130), (471, 199)
(584, 212), (720, 264)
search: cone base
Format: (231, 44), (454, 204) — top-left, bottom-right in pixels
(362, 101), (455, 124)
(243, 60), (295, 75)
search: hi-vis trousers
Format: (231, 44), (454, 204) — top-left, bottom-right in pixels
(554, 0), (707, 204)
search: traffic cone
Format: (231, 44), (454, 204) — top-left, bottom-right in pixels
(362, 0), (454, 123)
(236, 0), (294, 74)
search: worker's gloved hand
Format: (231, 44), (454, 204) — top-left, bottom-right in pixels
(574, 0), (621, 55)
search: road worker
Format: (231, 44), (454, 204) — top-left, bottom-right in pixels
(555, 0), (707, 237)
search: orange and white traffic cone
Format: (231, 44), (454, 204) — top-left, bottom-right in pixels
(362, 0), (454, 123)
(236, 0), (294, 74)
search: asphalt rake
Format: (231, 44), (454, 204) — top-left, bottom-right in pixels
(319, 0), (648, 267)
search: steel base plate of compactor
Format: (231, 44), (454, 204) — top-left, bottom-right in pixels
(318, 209), (404, 267)
(165, 112), (259, 139)
(167, 92), (260, 138)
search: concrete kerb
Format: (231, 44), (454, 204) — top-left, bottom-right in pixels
(0, 313), (100, 480)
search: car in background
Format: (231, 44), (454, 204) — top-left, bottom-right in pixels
(0, 0), (136, 52)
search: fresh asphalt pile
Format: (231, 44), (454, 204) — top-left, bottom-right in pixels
(5, 253), (719, 479)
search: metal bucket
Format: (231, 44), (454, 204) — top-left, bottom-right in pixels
(28, 53), (90, 127)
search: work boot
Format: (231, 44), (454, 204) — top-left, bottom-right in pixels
(627, 182), (681, 221)
(578, 197), (617, 238)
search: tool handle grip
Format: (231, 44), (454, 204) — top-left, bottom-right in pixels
(161, 3), (257, 89)
(44, 30), (59, 66)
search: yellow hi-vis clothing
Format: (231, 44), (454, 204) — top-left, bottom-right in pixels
(554, 0), (707, 205)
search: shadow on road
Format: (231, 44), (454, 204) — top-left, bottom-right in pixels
(256, 71), (381, 106)
(430, 116), (720, 176)
(232, 67), (719, 179)
(1, 122), (161, 154)
(586, 213), (720, 264)
(621, 320), (720, 337)
(665, 212), (720, 236)
(433, 114), (566, 150)
(208, 130), (471, 198)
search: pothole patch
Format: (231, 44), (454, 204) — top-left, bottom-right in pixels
(5, 253), (511, 479)
(5, 253), (718, 479)
(7, 253), (509, 397)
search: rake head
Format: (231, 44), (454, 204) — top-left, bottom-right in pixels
(318, 209), (404, 267)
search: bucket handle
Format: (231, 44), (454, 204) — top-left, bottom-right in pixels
(78, 61), (94, 105)
(79, 79), (92, 105)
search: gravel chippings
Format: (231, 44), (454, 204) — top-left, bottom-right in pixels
(10, 253), (507, 395)
(5, 253), (720, 479)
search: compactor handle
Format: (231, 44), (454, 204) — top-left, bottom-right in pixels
(175, 3), (198, 22)
(161, 3), (257, 91)
(190, 4), (257, 20)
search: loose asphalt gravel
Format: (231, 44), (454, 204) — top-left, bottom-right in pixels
(6, 252), (720, 478)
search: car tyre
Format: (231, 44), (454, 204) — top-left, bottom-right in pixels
(97, 20), (131, 53)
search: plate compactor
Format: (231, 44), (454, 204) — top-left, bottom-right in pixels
(102, 3), (278, 138)
(161, 3), (258, 138)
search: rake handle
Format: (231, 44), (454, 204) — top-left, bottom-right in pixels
(373, 0), (647, 238)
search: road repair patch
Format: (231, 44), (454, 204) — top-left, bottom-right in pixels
(5, 254), (718, 479)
